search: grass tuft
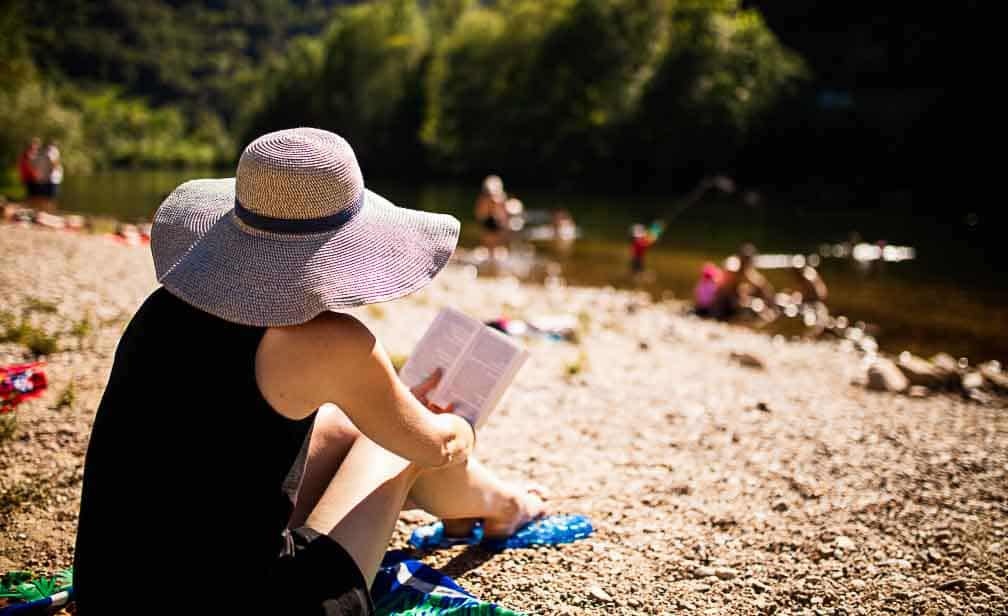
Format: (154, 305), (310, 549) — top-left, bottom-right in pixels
(23, 297), (59, 314)
(53, 381), (77, 411)
(0, 313), (60, 356)
(0, 414), (16, 445)
(565, 351), (589, 377)
(70, 315), (95, 350)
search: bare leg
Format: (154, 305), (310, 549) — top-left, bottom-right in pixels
(289, 404), (359, 529)
(410, 459), (546, 537)
(303, 434), (420, 586)
(293, 406), (545, 547)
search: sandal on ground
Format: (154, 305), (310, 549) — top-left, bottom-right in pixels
(409, 514), (592, 551)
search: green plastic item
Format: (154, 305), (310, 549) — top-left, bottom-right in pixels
(0, 569), (72, 603)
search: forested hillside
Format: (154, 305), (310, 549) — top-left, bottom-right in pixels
(3, 0), (804, 191)
(2, 0), (352, 176)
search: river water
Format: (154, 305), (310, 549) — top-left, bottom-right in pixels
(57, 170), (1006, 364)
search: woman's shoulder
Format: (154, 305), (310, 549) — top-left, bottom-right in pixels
(278, 311), (378, 358)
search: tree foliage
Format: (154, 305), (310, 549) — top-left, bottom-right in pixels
(5, 0), (805, 187)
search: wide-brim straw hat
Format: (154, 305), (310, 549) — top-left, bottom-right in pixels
(151, 128), (460, 327)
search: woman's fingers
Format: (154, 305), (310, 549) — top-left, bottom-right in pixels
(410, 367), (443, 402)
(429, 402), (455, 415)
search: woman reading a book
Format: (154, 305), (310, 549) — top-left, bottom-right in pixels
(73, 129), (544, 616)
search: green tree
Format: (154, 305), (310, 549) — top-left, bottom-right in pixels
(423, 0), (709, 180)
(241, 1), (430, 172)
(627, 1), (805, 178)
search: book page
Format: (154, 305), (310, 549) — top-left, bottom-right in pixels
(398, 308), (481, 388)
(430, 326), (526, 426)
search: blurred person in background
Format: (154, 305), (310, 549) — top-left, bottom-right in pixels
(18, 137), (42, 206)
(793, 264), (830, 334)
(714, 243), (775, 321)
(474, 175), (508, 251)
(551, 209), (576, 256)
(629, 220), (664, 279)
(693, 262), (725, 317)
(31, 138), (63, 211)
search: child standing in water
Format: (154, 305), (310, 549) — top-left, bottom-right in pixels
(629, 220), (664, 276)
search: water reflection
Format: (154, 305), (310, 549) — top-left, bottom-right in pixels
(51, 171), (1008, 363)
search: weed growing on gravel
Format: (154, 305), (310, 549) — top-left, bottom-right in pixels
(54, 381), (77, 411)
(565, 351), (589, 376)
(24, 297), (59, 314)
(71, 316), (95, 350)
(0, 314), (60, 356)
(0, 480), (51, 527)
(0, 414), (16, 444)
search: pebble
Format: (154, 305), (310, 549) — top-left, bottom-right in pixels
(715, 567), (738, 580)
(936, 578), (966, 592)
(867, 358), (908, 392)
(587, 585), (613, 602)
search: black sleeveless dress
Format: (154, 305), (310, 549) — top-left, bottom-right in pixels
(74, 288), (373, 615)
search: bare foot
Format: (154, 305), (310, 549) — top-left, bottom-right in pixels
(441, 484), (548, 540)
(482, 485), (548, 539)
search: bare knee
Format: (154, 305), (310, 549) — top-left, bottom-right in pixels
(311, 403), (360, 453)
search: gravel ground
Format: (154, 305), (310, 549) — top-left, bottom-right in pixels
(1, 225), (1006, 615)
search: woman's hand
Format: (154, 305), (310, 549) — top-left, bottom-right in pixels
(410, 368), (475, 466)
(410, 368), (454, 414)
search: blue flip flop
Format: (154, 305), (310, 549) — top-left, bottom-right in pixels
(409, 514), (592, 551)
(408, 520), (484, 550)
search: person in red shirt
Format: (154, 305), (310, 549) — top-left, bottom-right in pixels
(18, 137), (42, 203)
(629, 220), (664, 275)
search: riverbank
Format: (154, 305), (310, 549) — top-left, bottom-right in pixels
(1, 225), (1006, 614)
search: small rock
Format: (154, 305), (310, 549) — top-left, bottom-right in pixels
(756, 401), (771, 413)
(835, 535), (856, 551)
(730, 351), (766, 369)
(907, 385), (930, 398)
(898, 352), (957, 389)
(961, 371), (984, 390)
(772, 500), (789, 512)
(715, 567), (738, 580)
(930, 352), (961, 374)
(936, 578), (966, 592)
(753, 580), (771, 593)
(693, 565), (718, 578)
(587, 585), (613, 602)
(979, 362), (1008, 393)
(851, 579), (867, 591)
(867, 358), (908, 392)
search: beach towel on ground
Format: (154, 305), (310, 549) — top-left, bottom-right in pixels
(0, 553), (522, 616)
(372, 551), (524, 616)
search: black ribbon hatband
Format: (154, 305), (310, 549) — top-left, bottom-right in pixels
(234, 193), (363, 233)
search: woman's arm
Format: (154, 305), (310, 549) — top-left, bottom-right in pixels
(256, 312), (474, 468)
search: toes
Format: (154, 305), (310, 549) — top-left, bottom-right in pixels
(525, 482), (550, 501)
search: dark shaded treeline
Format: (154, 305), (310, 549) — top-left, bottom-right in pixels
(740, 1), (987, 219)
(5, 0), (987, 222)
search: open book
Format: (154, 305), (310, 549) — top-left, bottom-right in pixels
(399, 307), (530, 429)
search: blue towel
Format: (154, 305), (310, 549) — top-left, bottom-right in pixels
(372, 551), (524, 616)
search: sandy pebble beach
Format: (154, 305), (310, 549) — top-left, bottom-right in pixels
(1, 225), (1006, 614)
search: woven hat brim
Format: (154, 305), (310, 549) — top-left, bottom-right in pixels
(151, 178), (460, 327)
